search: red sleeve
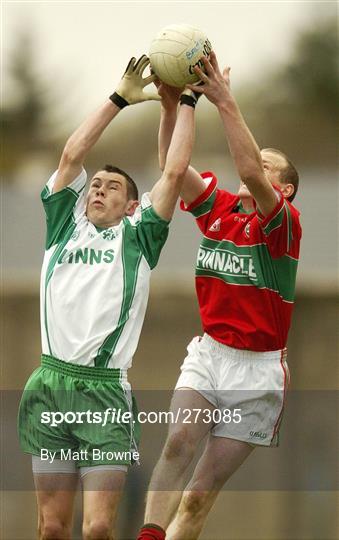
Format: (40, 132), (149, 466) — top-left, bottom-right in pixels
(180, 172), (221, 234)
(257, 191), (302, 258)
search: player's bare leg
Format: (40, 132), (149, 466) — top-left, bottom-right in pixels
(143, 388), (215, 532)
(34, 473), (78, 539)
(82, 469), (126, 540)
(166, 435), (254, 540)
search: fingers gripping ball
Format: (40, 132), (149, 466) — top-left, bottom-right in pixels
(149, 24), (212, 87)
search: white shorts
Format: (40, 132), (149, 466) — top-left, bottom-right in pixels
(175, 334), (290, 447)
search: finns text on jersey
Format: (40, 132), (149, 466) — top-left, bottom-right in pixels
(57, 248), (115, 265)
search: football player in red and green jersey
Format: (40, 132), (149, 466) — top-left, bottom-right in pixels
(138, 51), (301, 540)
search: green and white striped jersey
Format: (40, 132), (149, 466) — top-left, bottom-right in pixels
(40, 169), (169, 369)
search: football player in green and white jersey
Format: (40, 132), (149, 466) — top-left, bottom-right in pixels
(18, 55), (198, 540)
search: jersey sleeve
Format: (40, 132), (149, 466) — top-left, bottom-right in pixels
(41, 169), (87, 249)
(131, 193), (170, 270)
(180, 172), (218, 233)
(257, 190), (302, 258)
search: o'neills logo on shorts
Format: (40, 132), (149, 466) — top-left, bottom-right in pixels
(250, 431), (267, 440)
(197, 247), (257, 279)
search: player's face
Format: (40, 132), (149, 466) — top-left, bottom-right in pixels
(237, 150), (287, 198)
(261, 150), (287, 187)
(86, 171), (138, 228)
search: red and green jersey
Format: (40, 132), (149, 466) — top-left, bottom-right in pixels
(181, 172), (302, 351)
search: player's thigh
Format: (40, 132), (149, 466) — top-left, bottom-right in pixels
(82, 469), (127, 527)
(188, 435), (254, 491)
(168, 387), (215, 441)
(34, 473), (79, 526)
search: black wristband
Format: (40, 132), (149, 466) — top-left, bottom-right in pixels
(191, 90), (202, 102)
(191, 81), (204, 101)
(179, 94), (196, 108)
(109, 92), (129, 109)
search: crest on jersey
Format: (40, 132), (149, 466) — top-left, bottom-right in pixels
(244, 222), (251, 238)
(102, 229), (116, 241)
(71, 230), (80, 241)
(209, 218), (221, 232)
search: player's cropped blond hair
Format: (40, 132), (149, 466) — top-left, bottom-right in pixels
(263, 148), (299, 202)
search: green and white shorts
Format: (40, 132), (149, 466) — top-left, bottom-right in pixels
(18, 355), (140, 470)
(176, 334), (290, 447)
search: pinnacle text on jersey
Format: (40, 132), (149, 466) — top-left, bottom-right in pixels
(57, 248), (115, 265)
(197, 247), (257, 278)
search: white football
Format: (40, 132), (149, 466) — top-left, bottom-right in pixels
(149, 24), (212, 87)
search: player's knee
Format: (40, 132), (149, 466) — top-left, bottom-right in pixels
(39, 518), (70, 539)
(164, 429), (195, 461)
(82, 518), (112, 540)
(181, 490), (210, 519)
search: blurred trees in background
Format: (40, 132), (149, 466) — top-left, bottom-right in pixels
(239, 18), (338, 167)
(2, 16), (338, 182)
(1, 31), (59, 180)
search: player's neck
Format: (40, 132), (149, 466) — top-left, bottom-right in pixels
(89, 217), (122, 229)
(239, 195), (255, 213)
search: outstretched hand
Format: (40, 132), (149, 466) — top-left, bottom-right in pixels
(153, 77), (184, 110)
(186, 51), (231, 107)
(113, 55), (161, 106)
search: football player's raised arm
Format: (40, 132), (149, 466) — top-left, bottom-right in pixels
(53, 55), (160, 194)
(216, 94), (277, 217)
(156, 82), (182, 171)
(53, 101), (121, 194)
(187, 52), (278, 217)
(180, 166), (208, 207)
(156, 83), (207, 207)
(149, 93), (196, 221)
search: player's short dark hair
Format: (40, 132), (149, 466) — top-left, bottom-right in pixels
(101, 164), (138, 201)
(263, 148), (299, 202)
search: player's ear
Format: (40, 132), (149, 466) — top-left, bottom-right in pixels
(125, 199), (139, 216)
(281, 183), (294, 200)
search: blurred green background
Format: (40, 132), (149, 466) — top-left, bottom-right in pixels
(1, 1), (338, 539)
